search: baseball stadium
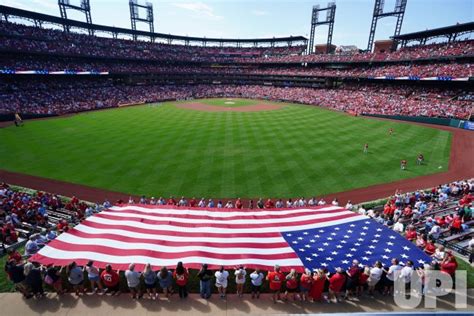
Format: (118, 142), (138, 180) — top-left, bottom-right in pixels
(0, 1), (473, 315)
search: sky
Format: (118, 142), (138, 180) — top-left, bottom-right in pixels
(3, 0), (473, 48)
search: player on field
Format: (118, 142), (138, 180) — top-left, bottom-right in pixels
(401, 159), (407, 170)
(14, 112), (23, 127)
(417, 153), (424, 165)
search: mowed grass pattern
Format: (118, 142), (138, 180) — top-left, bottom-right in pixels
(0, 100), (451, 198)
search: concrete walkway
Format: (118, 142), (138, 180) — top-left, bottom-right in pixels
(0, 291), (472, 316)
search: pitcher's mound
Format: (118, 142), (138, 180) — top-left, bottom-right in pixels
(177, 102), (283, 112)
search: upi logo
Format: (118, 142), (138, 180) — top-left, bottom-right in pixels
(393, 270), (467, 309)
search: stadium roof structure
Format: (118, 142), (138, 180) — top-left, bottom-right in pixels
(392, 22), (474, 47)
(0, 5), (307, 47)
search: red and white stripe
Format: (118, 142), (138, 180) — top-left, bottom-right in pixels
(31, 204), (366, 272)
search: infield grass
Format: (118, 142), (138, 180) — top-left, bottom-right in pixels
(0, 99), (451, 198)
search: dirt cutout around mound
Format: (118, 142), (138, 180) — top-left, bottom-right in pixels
(176, 102), (283, 112)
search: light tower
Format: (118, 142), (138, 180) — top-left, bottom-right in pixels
(58, 0), (93, 34)
(129, 0), (155, 41)
(367, 0), (407, 52)
(307, 2), (336, 54)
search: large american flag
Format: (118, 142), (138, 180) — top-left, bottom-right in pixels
(31, 204), (430, 272)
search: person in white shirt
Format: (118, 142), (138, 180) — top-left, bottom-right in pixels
(368, 261), (383, 296)
(178, 197), (187, 206)
(25, 236), (39, 256)
(198, 198), (206, 208)
(399, 261), (414, 285)
(286, 199), (293, 208)
(215, 266), (229, 299)
(318, 199), (327, 206)
(275, 199), (284, 208)
(125, 263), (142, 299)
(432, 245), (446, 262)
(358, 206), (367, 215)
(383, 258), (402, 295)
(331, 198), (339, 206)
(308, 197), (316, 206)
(393, 219), (405, 233)
(250, 269), (264, 299)
(225, 201), (234, 209)
(234, 266), (247, 297)
(428, 224), (441, 240)
(345, 200), (353, 211)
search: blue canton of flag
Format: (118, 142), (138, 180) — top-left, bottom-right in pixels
(283, 218), (431, 272)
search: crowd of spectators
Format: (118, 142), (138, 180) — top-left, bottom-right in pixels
(0, 183), (95, 248)
(3, 180), (472, 301)
(2, 55), (472, 78)
(0, 22), (305, 63)
(1, 22), (472, 64)
(247, 40), (474, 64)
(1, 80), (471, 119)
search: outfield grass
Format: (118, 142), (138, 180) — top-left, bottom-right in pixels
(0, 100), (451, 198)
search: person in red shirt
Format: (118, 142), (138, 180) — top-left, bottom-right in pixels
(329, 268), (346, 302)
(283, 269), (299, 301)
(405, 226), (417, 241)
(299, 268), (313, 302)
(345, 260), (361, 299)
(7, 248), (22, 264)
(403, 206), (413, 218)
(57, 219), (68, 233)
(100, 264), (121, 295)
(167, 196), (176, 206)
(450, 216), (463, 235)
(424, 239), (436, 256)
(189, 197), (197, 207)
(440, 253), (458, 280)
(264, 199), (274, 209)
(266, 265), (285, 303)
(310, 269), (327, 302)
(235, 198), (243, 209)
(357, 267), (370, 297)
(173, 261), (189, 298)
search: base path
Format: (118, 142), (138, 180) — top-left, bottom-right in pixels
(176, 102), (283, 112)
(0, 291), (472, 316)
(0, 116), (473, 205)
